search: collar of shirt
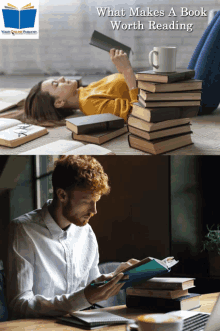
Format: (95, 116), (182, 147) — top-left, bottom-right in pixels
(41, 199), (74, 240)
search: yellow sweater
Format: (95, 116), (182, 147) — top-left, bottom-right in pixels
(78, 73), (138, 122)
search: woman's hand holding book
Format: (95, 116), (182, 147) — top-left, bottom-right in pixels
(109, 49), (137, 90)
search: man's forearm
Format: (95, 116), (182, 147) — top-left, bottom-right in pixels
(9, 288), (91, 319)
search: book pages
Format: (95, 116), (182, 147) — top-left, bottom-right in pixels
(162, 257), (179, 268)
(0, 90), (28, 112)
(0, 118), (22, 131)
(20, 140), (84, 155)
(0, 90), (28, 103)
(65, 144), (112, 155)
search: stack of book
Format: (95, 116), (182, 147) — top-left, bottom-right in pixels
(66, 114), (128, 145)
(128, 69), (203, 154)
(126, 277), (200, 312)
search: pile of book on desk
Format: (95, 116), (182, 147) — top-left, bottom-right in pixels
(126, 277), (200, 312)
(128, 69), (202, 154)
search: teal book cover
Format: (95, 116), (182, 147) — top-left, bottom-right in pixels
(121, 258), (176, 290)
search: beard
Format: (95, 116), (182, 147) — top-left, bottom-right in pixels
(62, 200), (94, 227)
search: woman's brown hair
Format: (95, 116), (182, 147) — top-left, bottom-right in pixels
(24, 81), (75, 126)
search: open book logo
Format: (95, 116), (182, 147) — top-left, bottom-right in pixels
(2, 3), (37, 29)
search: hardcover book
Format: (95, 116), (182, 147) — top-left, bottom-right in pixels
(128, 116), (191, 132)
(132, 277), (195, 290)
(136, 69), (195, 84)
(94, 257), (178, 290)
(90, 30), (132, 56)
(126, 287), (190, 299)
(132, 103), (182, 123)
(66, 114), (124, 134)
(128, 132), (193, 155)
(72, 125), (128, 145)
(126, 293), (200, 312)
(128, 124), (191, 141)
(131, 103), (199, 123)
(139, 90), (202, 102)
(137, 79), (203, 93)
(138, 96), (201, 108)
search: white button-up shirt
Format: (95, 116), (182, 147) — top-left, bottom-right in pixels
(7, 200), (101, 320)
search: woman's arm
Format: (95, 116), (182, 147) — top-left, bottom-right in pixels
(110, 49), (137, 90)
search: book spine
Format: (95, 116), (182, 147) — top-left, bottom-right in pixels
(150, 108), (181, 123)
(156, 82), (202, 93)
(77, 122), (107, 134)
(107, 118), (125, 130)
(168, 71), (195, 83)
(133, 283), (183, 290)
(180, 106), (200, 118)
(133, 281), (194, 291)
(76, 119), (124, 134)
(128, 134), (132, 148)
(126, 295), (180, 312)
(127, 288), (189, 299)
(134, 103), (182, 122)
(167, 72), (185, 83)
(138, 82), (155, 93)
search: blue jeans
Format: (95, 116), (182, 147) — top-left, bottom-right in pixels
(188, 11), (220, 115)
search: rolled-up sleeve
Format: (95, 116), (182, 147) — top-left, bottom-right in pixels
(6, 222), (91, 320)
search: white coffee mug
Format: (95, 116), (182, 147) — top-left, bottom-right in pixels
(137, 313), (183, 331)
(149, 47), (177, 73)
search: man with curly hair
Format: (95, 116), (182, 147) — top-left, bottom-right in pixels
(7, 156), (138, 320)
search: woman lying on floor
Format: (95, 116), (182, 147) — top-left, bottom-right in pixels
(6, 10), (220, 127)
(23, 49), (138, 126)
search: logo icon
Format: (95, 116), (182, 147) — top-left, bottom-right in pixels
(2, 3), (37, 29)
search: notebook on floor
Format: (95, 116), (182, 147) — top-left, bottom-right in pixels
(58, 310), (134, 330)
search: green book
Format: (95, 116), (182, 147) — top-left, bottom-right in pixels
(91, 256), (178, 289)
(90, 30), (132, 56)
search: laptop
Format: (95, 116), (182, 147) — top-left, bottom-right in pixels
(130, 294), (220, 331)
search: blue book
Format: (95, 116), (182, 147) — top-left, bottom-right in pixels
(2, 8), (36, 29)
(91, 257), (178, 290)
(121, 257), (178, 290)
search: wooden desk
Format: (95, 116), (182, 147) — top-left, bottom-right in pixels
(0, 293), (219, 331)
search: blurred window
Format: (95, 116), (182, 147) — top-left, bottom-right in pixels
(35, 156), (59, 208)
